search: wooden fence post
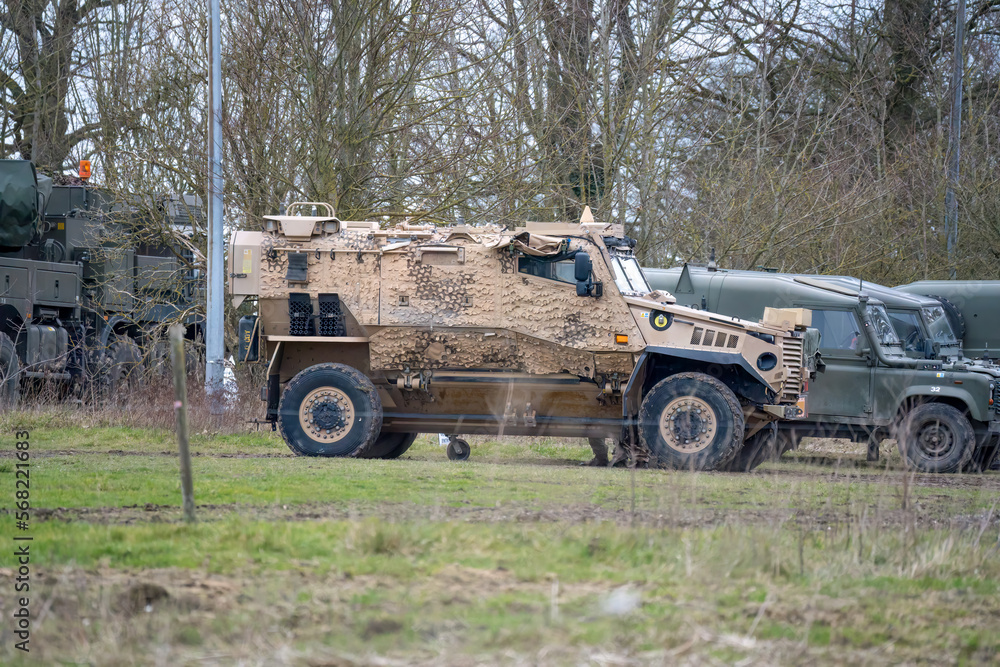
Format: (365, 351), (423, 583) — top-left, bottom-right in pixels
(170, 324), (196, 523)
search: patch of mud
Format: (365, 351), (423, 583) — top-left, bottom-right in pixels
(0, 448), (292, 459)
(23, 498), (1000, 532)
(758, 465), (1000, 491)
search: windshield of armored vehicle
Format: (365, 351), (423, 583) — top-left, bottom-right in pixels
(867, 305), (901, 347)
(922, 306), (959, 345)
(610, 255), (651, 295)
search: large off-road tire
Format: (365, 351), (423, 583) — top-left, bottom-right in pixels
(362, 431), (418, 459)
(896, 403), (975, 473)
(723, 429), (792, 472)
(0, 332), (20, 407)
(102, 335), (141, 397)
(638, 372), (744, 471)
(278, 363), (382, 457)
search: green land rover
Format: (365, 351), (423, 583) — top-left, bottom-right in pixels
(645, 265), (1000, 473)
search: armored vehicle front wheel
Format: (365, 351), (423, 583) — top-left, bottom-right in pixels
(362, 431), (418, 459)
(0, 332), (20, 407)
(447, 438), (471, 461)
(278, 363), (383, 457)
(638, 372), (743, 471)
(896, 403), (974, 473)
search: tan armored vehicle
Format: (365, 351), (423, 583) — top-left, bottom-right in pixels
(230, 204), (817, 470)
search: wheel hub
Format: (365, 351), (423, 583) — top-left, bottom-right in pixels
(659, 396), (717, 453)
(312, 400), (346, 432)
(299, 387), (354, 443)
(917, 420), (954, 457)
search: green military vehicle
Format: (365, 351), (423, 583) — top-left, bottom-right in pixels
(896, 281), (1000, 360)
(0, 159), (204, 404)
(645, 265), (1000, 473)
(230, 205), (819, 471)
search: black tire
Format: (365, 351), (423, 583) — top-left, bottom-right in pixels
(362, 431), (418, 459)
(278, 363), (382, 457)
(638, 372), (744, 471)
(896, 403), (975, 473)
(103, 335), (141, 396)
(447, 438), (471, 461)
(724, 429), (785, 472)
(0, 332), (20, 407)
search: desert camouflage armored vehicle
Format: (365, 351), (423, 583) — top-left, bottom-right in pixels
(0, 159), (204, 405)
(645, 265), (1000, 472)
(897, 281), (1000, 360)
(230, 205), (818, 470)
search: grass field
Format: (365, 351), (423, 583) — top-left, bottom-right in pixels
(1, 406), (998, 665)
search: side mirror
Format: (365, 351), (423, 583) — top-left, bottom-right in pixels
(574, 252), (592, 282)
(574, 252), (602, 297)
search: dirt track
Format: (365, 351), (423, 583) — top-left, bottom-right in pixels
(18, 495), (997, 534)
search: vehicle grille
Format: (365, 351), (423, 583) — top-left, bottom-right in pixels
(690, 327), (739, 349)
(779, 335), (804, 404)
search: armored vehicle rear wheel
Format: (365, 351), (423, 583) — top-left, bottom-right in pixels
(639, 372), (743, 471)
(0, 332), (20, 407)
(896, 403), (974, 473)
(278, 363), (382, 457)
(362, 431), (417, 459)
(447, 438), (471, 461)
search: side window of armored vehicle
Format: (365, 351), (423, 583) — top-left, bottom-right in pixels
(887, 310), (923, 351)
(811, 310), (864, 352)
(518, 256), (576, 284)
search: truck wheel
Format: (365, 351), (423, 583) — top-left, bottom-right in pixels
(103, 335), (141, 396)
(896, 403), (974, 473)
(0, 332), (20, 407)
(724, 429), (786, 472)
(278, 363), (382, 457)
(638, 372), (744, 471)
(362, 432), (418, 459)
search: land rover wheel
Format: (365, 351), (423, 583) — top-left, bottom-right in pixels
(639, 372), (744, 471)
(896, 403), (974, 473)
(0, 332), (20, 407)
(278, 363), (382, 457)
(362, 431), (418, 459)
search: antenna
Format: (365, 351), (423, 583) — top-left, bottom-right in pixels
(707, 247), (718, 271)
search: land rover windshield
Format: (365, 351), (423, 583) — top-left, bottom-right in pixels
(922, 305), (959, 346)
(867, 305), (902, 348)
(610, 254), (651, 296)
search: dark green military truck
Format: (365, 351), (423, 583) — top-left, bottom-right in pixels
(645, 265), (1000, 472)
(0, 159), (203, 404)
